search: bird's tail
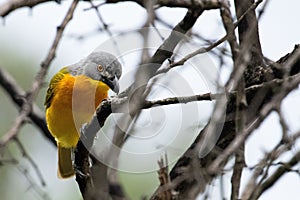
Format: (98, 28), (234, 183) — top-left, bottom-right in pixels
(58, 144), (75, 178)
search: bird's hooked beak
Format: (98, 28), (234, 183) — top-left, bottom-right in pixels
(102, 76), (120, 94)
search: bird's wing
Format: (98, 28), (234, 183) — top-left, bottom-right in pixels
(44, 67), (69, 108)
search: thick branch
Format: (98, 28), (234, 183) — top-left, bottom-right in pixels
(234, 0), (265, 86)
(75, 99), (114, 199)
(272, 44), (300, 78)
(149, 8), (203, 66)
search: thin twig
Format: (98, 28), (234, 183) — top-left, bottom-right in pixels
(143, 92), (212, 108)
(157, 154), (175, 200)
(253, 150), (300, 199)
(276, 104), (289, 141)
(88, 0), (124, 64)
(242, 130), (300, 199)
(14, 137), (46, 186)
(16, 165), (51, 200)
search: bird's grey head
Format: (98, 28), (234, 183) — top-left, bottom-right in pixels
(71, 51), (122, 93)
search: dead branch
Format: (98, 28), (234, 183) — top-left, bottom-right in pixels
(234, 0), (265, 87)
(156, 155), (175, 200)
(241, 130), (300, 199)
(13, 137), (46, 186)
(220, 1), (246, 199)
(252, 150), (300, 199)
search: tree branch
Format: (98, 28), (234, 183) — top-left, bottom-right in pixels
(253, 150), (300, 199)
(234, 0), (265, 86)
(161, 44), (300, 199)
(220, 2), (247, 199)
(14, 137), (46, 186)
(241, 130), (300, 199)
(75, 99), (114, 199)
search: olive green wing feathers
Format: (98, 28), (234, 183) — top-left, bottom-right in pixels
(44, 67), (69, 109)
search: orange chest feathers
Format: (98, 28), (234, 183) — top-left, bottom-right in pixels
(46, 74), (109, 148)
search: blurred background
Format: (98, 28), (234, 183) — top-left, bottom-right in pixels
(0, 0), (300, 199)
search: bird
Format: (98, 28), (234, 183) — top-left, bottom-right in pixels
(44, 51), (122, 178)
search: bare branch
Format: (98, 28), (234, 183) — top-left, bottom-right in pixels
(14, 137), (46, 186)
(40, 0), (79, 69)
(220, 2), (247, 199)
(166, 73), (300, 199)
(165, 43), (300, 198)
(156, 35), (228, 74)
(75, 99), (113, 199)
(242, 130), (300, 199)
(16, 165), (51, 200)
(156, 155), (175, 200)
(231, 147), (245, 200)
(253, 150), (300, 199)
(234, 0), (265, 86)
(144, 93), (212, 108)
(276, 104), (289, 140)
(87, 1), (124, 63)
(274, 44), (300, 78)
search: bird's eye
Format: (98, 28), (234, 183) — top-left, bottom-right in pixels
(97, 64), (104, 72)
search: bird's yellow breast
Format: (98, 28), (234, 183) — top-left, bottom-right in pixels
(46, 73), (109, 148)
